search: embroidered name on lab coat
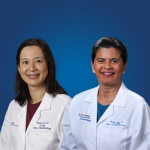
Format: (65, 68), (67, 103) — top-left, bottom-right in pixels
(10, 122), (19, 127)
(33, 122), (51, 130)
(106, 121), (126, 127)
(78, 113), (91, 122)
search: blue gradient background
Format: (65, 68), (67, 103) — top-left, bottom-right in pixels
(0, 0), (150, 127)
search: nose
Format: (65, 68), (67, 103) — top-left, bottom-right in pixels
(29, 62), (36, 71)
(104, 61), (112, 69)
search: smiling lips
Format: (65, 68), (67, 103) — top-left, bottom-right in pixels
(102, 72), (115, 77)
(27, 74), (40, 79)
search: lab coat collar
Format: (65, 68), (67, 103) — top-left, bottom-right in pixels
(15, 101), (27, 110)
(83, 82), (128, 107)
(111, 82), (128, 108)
(15, 92), (52, 110)
(83, 82), (128, 125)
(16, 92), (53, 140)
(98, 82), (128, 124)
(84, 86), (99, 103)
(25, 92), (53, 137)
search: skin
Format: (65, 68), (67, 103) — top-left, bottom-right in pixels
(91, 47), (127, 105)
(18, 46), (48, 104)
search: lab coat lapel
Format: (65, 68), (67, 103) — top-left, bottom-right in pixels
(98, 103), (114, 124)
(98, 82), (128, 124)
(25, 93), (53, 137)
(16, 103), (27, 144)
(84, 86), (99, 149)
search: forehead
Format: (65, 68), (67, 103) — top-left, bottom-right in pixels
(20, 46), (44, 59)
(95, 47), (121, 59)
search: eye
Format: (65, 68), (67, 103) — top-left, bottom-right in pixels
(23, 61), (28, 64)
(98, 60), (104, 63)
(111, 60), (118, 63)
(36, 60), (42, 63)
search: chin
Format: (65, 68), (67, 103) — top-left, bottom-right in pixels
(99, 80), (116, 85)
(27, 82), (42, 87)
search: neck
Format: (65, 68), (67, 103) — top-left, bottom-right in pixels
(28, 84), (46, 104)
(98, 81), (122, 105)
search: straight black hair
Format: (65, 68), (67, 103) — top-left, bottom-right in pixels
(14, 38), (67, 106)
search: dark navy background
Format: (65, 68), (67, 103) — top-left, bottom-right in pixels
(0, 0), (149, 127)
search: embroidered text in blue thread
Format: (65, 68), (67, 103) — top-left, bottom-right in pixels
(11, 122), (19, 127)
(106, 121), (126, 126)
(78, 113), (91, 122)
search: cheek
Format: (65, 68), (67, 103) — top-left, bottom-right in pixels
(115, 65), (124, 74)
(93, 63), (101, 71)
(40, 65), (48, 74)
(19, 66), (27, 74)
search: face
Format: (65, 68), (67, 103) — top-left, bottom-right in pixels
(91, 47), (127, 86)
(18, 46), (48, 88)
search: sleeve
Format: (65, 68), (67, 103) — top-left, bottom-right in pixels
(0, 103), (12, 150)
(56, 104), (68, 150)
(56, 113), (64, 150)
(61, 109), (78, 150)
(0, 133), (2, 148)
(129, 101), (150, 150)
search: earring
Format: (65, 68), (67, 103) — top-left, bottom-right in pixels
(122, 72), (125, 74)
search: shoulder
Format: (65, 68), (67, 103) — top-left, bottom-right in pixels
(126, 89), (150, 123)
(74, 87), (96, 100)
(50, 94), (72, 108)
(55, 94), (72, 103)
(127, 89), (146, 105)
(8, 99), (19, 108)
(66, 86), (97, 111)
(126, 88), (150, 114)
(5, 99), (23, 114)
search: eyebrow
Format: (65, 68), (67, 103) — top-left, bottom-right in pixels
(21, 57), (44, 61)
(111, 58), (119, 61)
(21, 58), (28, 61)
(96, 58), (119, 61)
(35, 57), (44, 59)
(96, 58), (105, 60)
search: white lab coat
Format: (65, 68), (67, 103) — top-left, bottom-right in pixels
(61, 82), (150, 150)
(0, 92), (71, 150)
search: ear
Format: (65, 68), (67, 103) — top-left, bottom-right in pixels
(122, 62), (127, 74)
(91, 61), (95, 73)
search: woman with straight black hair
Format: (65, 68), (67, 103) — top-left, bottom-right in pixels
(0, 38), (71, 150)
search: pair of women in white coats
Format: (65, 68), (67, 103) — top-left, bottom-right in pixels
(61, 37), (150, 150)
(0, 39), (71, 150)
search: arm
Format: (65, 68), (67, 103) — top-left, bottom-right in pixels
(61, 109), (78, 150)
(0, 103), (11, 150)
(130, 101), (150, 150)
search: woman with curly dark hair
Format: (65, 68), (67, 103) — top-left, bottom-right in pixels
(61, 37), (150, 150)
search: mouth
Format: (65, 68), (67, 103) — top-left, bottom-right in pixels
(102, 72), (114, 77)
(27, 74), (40, 79)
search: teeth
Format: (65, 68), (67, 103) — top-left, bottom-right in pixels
(103, 73), (113, 74)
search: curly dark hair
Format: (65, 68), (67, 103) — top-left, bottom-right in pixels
(92, 37), (128, 65)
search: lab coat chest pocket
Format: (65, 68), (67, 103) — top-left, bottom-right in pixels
(100, 128), (127, 150)
(28, 122), (52, 150)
